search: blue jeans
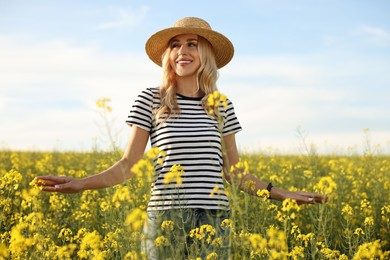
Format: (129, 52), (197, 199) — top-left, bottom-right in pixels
(142, 208), (231, 259)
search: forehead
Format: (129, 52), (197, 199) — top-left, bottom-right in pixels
(170, 33), (199, 42)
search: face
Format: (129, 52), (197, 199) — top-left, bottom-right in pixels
(169, 34), (201, 78)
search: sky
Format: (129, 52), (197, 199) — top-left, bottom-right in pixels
(0, 0), (389, 155)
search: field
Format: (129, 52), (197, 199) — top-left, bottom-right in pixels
(0, 149), (389, 259)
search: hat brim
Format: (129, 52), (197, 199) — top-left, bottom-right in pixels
(145, 27), (234, 69)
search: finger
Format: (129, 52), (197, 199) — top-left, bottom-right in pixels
(297, 192), (328, 204)
(35, 176), (69, 185)
(41, 186), (59, 192)
(41, 183), (70, 193)
(299, 197), (314, 205)
(306, 192), (328, 203)
(39, 180), (58, 186)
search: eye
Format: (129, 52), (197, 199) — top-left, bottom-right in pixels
(188, 41), (198, 47)
(170, 43), (180, 49)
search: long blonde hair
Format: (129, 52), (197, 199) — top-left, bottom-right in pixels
(155, 36), (219, 121)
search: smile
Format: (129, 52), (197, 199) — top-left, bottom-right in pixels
(176, 59), (192, 64)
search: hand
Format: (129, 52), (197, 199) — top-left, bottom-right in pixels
(34, 176), (84, 194)
(286, 191), (329, 205)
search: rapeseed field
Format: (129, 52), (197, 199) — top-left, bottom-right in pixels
(1, 149), (389, 259)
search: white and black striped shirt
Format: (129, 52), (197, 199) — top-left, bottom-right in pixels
(126, 87), (242, 211)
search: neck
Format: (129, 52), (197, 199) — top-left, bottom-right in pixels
(176, 76), (203, 97)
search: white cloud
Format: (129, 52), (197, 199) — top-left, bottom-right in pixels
(0, 35), (388, 154)
(0, 36), (160, 151)
(224, 56), (316, 85)
(95, 5), (149, 30)
(219, 52), (390, 154)
(357, 25), (390, 47)
(322, 25), (390, 49)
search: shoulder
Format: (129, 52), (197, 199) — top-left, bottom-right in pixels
(139, 86), (159, 98)
(134, 87), (160, 102)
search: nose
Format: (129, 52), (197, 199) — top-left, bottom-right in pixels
(178, 45), (188, 56)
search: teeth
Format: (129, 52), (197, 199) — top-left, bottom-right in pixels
(178, 60), (191, 64)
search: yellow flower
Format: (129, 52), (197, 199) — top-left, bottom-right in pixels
(58, 228), (73, 242)
(161, 220), (174, 232)
(206, 91), (228, 116)
(256, 189), (270, 200)
(314, 176), (337, 195)
(296, 233), (315, 247)
(320, 247), (341, 259)
(303, 170), (313, 177)
(289, 246), (304, 259)
(103, 230), (119, 250)
(145, 147), (166, 162)
(99, 201), (111, 212)
(189, 224), (216, 244)
(0, 243), (10, 258)
(206, 252), (218, 260)
(341, 203), (353, 216)
(354, 228), (365, 236)
(211, 237), (222, 246)
(77, 230), (104, 259)
(1, 169), (23, 191)
(96, 97), (112, 112)
(269, 174), (282, 184)
(363, 216), (374, 226)
(124, 251), (138, 260)
(55, 244), (77, 259)
(125, 208), (147, 232)
(353, 240), (384, 259)
(209, 185), (220, 198)
(131, 159), (154, 181)
(163, 164), (184, 185)
(111, 186), (131, 208)
(29, 177), (45, 190)
(243, 180), (256, 192)
(360, 199), (373, 216)
(248, 234), (267, 254)
(231, 160), (249, 175)
(74, 228), (87, 243)
(281, 198), (300, 213)
(339, 254), (349, 260)
(154, 235), (170, 247)
(266, 226), (288, 252)
(221, 218), (234, 229)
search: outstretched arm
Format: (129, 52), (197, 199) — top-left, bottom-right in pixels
(35, 126), (149, 193)
(222, 133), (327, 204)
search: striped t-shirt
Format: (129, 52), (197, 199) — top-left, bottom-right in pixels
(126, 87), (242, 211)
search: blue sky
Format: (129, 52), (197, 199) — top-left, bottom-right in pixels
(1, 0), (389, 154)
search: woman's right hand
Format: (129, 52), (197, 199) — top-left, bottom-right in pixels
(34, 176), (85, 194)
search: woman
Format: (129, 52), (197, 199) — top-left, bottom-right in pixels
(36, 17), (327, 259)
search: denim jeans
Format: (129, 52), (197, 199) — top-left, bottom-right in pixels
(142, 208), (231, 259)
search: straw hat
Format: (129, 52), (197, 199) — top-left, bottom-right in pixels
(145, 17), (234, 69)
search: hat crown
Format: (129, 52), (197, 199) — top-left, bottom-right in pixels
(173, 17), (212, 30)
(146, 17), (233, 68)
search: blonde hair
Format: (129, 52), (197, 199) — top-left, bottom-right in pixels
(155, 36), (219, 121)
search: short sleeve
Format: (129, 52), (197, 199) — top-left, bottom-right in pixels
(126, 88), (155, 132)
(222, 99), (242, 136)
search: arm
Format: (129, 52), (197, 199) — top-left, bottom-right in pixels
(222, 133), (327, 204)
(36, 126), (149, 193)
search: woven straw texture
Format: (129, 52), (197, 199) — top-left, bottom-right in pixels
(145, 17), (234, 68)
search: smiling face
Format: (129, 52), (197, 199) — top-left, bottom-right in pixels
(168, 34), (201, 78)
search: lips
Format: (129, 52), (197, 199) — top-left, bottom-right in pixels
(176, 59), (192, 64)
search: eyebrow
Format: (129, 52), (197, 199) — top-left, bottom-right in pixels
(170, 38), (198, 43)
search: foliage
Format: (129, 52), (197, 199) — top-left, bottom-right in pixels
(1, 150), (389, 259)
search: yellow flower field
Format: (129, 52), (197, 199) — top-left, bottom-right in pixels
(1, 150), (389, 259)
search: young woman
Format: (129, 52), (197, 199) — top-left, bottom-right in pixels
(36, 17), (327, 259)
